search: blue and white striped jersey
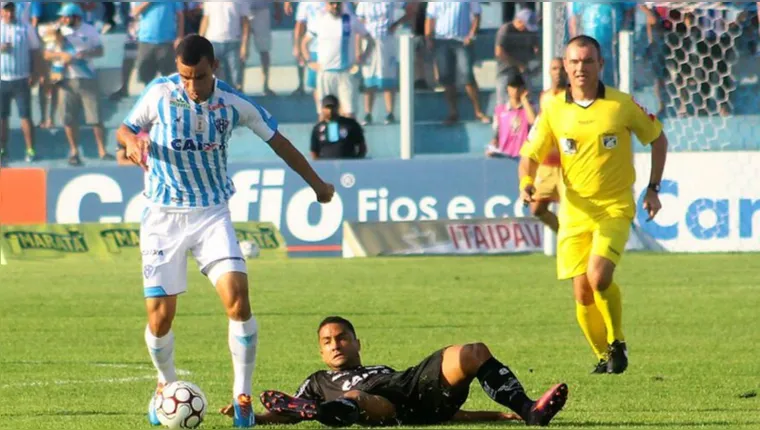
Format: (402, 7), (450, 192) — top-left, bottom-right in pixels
(355, 2), (396, 40)
(311, 12), (368, 72)
(0, 20), (39, 81)
(426, 0), (482, 41)
(123, 75), (278, 208)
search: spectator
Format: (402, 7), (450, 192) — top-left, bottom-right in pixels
(131, 2), (184, 85)
(3, 1), (32, 25)
(640, 2), (667, 117)
(486, 74), (535, 158)
(311, 95), (367, 160)
(0, 1), (40, 163)
(494, 8), (539, 106)
(568, 2), (635, 86)
(426, 0), (491, 125)
(356, 1), (398, 126)
(403, 1), (433, 90)
(30, 1), (62, 129)
(301, 2), (374, 119)
(199, 1), (250, 91)
(183, 2), (202, 35)
(249, 1), (281, 95)
(44, 3), (112, 165)
(108, 15), (139, 100)
(290, 0), (310, 96)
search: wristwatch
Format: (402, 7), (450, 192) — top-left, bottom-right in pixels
(648, 183), (661, 193)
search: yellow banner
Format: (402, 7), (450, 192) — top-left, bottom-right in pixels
(0, 222), (287, 262)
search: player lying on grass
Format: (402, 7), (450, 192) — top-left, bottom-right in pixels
(222, 316), (569, 427)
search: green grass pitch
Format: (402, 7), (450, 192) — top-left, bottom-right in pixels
(1, 254), (758, 429)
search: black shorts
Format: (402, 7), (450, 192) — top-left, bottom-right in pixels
(364, 349), (470, 425)
(0, 78), (32, 119)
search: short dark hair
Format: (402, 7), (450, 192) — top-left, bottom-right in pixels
(2, 2), (15, 11)
(566, 35), (602, 59)
(507, 73), (525, 88)
(175, 34), (215, 66)
(318, 316), (357, 338)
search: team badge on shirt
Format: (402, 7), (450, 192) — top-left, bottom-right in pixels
(602, 134), (618, 149)
(215, 118), (230, 135)
(560, 138), (577, 155)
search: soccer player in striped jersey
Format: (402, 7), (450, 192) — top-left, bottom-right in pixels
(116, 34), (335, 428)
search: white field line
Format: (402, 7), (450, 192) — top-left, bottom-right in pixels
(0, 363), (191, 389)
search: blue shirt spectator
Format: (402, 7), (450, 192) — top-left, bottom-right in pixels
(30, 1), (62, 25)
(135, 2), (183, 44)
(570, 1), (635, 85)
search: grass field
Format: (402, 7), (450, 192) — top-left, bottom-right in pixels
(1, 253), (759, 429)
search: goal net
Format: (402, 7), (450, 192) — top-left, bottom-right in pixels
(545, 2), (760, 151)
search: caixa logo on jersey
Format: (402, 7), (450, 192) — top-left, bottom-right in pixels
(170, 138), (225, 152)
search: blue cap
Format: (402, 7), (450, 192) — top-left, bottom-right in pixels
(58, 3), (84, 17)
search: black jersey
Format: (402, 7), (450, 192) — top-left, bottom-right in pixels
(292, 351), (470, 425)
(294, 365), (396, 403)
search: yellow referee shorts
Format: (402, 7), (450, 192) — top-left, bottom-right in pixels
(556, 217), (631, 280)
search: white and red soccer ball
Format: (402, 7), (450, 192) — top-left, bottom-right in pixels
(152, 381), (208, 429)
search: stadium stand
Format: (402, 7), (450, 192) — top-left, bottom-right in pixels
(2, 2), (759, 168)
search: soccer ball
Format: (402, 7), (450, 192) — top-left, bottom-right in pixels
(153, 381), (207, 429)
(239, 240), (260, 259)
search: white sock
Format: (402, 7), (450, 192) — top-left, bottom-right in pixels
(144, 325), (178, 384)
(228, 317), (258, 397)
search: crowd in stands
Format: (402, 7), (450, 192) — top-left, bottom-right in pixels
(0, 2), (758, 166)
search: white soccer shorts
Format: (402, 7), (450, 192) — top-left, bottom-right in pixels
(140, 204), (247, 298)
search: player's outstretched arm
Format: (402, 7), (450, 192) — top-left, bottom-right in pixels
(268, 132), (335, 203)
(451, 410), (522, 423)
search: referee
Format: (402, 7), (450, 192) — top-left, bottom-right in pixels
(519, 36), (668, 374)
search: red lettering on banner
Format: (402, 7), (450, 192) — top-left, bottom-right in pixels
(448, 225), (460, 249)
(525, 223), (542, 247)
(514, 224), (528, 248)
(495, 224), (511, 248)
(486, 224), (497, 248)
(456, 225), (471, 248)
(473, 225), (489, 250)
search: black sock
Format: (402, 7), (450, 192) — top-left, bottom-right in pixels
(317, 398), (360, 427)
(477, 357), (534, 419)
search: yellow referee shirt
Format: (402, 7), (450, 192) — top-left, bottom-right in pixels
(521, 83), (663, 222)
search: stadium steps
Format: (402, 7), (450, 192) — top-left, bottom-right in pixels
(6, 113), (760, 168)
(2, 120), (496, 167)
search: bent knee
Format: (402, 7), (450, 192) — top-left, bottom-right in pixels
(462, 342), (493, 365)
(587, 269), (613, 292)
(147, 312), (173, 337)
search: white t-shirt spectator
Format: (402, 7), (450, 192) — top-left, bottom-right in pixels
(202, 1), (248, 42)
(311, 12), (368, 72)
(60, 22), (101, 80)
